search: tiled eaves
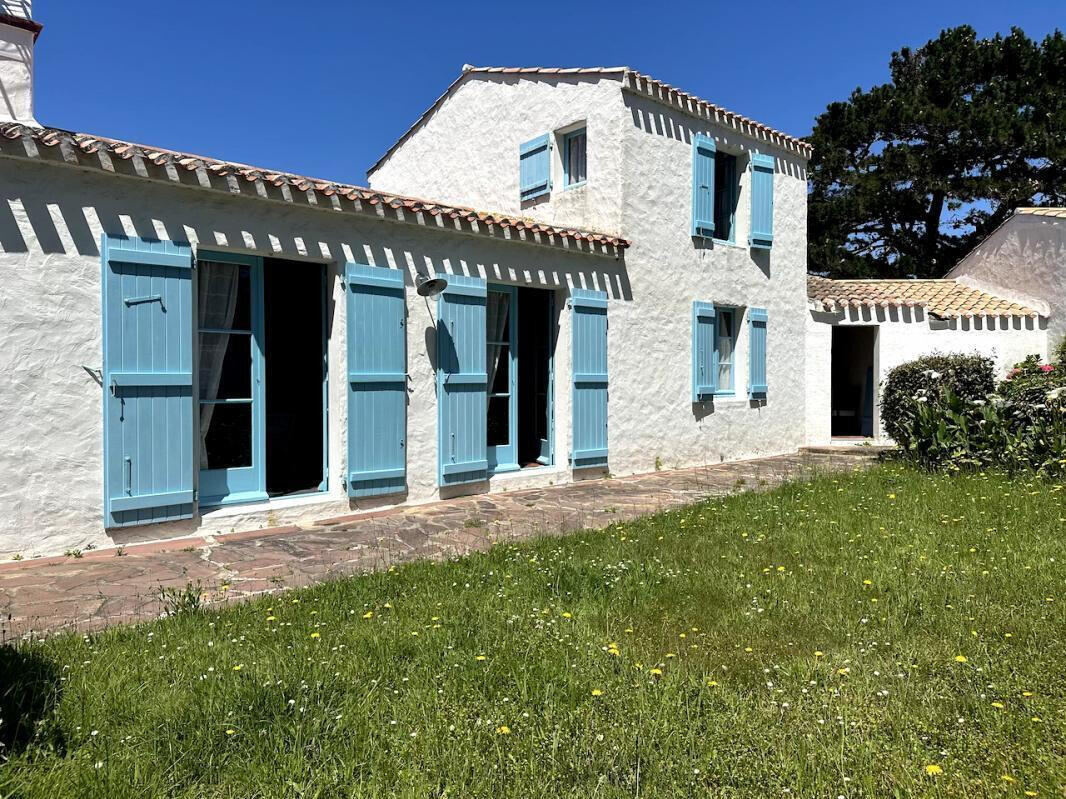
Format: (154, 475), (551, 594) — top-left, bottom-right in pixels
(1014, 206), (1066, 219)
(621, 71), (812, 159)
(806, 276), (1041, 319)
(367, 65), (811, 176)
(0, 122), (630, 257)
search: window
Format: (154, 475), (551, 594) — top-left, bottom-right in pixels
(714, 152), (739, 242)
(715, 308), (736, 393)
(563, 128), (587, 187)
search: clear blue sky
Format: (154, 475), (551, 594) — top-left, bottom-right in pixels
(34, 0), (1063, 186)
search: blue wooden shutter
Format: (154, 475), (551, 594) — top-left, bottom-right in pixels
(345, 263), (407, 497)
(519, 133), (551, 201)
(748, 307), (768, 397)
(570, 289), (608, 468)
(749, 153), (775, 249)
(691, 134), (716, 238)
(101, 234), (194, 528)
(437, 276), (488, 485)
(692, 301), (717, 401)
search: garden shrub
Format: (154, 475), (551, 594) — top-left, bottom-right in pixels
(888, 352), (1065, 477)
(880, 353), (994, 446)
(1053, 335), (1066, 367)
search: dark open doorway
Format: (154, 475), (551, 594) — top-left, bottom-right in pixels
(516, 287), (554, 467)
(831, 326), (876, 438)
(263, 258), (326, 496)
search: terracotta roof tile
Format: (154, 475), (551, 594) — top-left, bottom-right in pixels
(1014, 207), (1066, 219)
(0, 122), (629, 254)
(369, 65), (810, 176)
(807, 276), (1040, 318)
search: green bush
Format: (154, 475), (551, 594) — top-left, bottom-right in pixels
(1053, 335), (1066, 367)
(890, 353), (1065, 477)
(880, 353), (994, 446)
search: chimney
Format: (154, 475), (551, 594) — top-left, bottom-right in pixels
(0, 0), (42, 125)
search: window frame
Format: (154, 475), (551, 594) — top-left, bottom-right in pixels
(562, 127), (588, 189)
(714, 306), (737, 396)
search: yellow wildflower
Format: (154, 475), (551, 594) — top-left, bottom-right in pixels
(475, 655), (487, 661)
(561, 611), (572, 619)
(232, 664), (243, 671)
(225, 729), (235, 735)
(953, 655), (968, 663)
(310, 632), (321, 639)
(266, 616), (276, 622)
(923, 764), (943, 776)
(496, 725), (510, 735)
(814, 651), (824, 658)
(707, 680), (719, 687)
(1000, 775), (1016, 783)
(991, 701), (1004, 709)
(650, 668), (663, 677)
(362, 610), (373, 619)
(591, 689), (604, 697)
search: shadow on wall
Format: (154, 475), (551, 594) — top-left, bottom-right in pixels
(811, 304), (1044, 332)
(624, 92), (808, 183)
(0, 644), (65, 756)
(0, 161), (632, 302)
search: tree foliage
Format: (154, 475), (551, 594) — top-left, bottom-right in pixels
(808, 26), (1066, 278)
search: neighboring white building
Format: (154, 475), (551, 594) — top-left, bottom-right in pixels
(947, 207), (1065, 349)
(804, 277), (1047, 444)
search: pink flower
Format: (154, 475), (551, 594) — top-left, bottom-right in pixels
(1007, 369), (1020, 379)
(1039, 364), (1054, 373)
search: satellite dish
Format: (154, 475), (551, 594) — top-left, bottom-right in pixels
(415, 272), (448, 298)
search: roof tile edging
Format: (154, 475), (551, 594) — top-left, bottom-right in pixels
(0, 122), (630, 255)
(368, 65), (811, 177)
(806, 275), (1041, 319)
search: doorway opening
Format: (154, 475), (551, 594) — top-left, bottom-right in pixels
(263, 258), (326, 496)
(486, 285), (555, 473)
(197, 252), (326, 506)
(831, 326), (876, 438)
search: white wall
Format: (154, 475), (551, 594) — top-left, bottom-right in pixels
(372, 74), (812, 475)
(948, 212), (1064, 351)
(805, 306), (1048, 445)
(369, 74), (626, 237)
(0, 156), (628, 558)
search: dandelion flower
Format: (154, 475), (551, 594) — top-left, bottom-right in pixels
(1024, 791), (1038, 797)
(362, 611), (374, 619)
(1031, 716), (1043, 723)
(232, 664), (243, 671)
(310, 632), (321, 639)
(707, 680), (719, 687)
(953, 655), (968, 663)
(383, 603), (392, 609)
(650, 668), (663, 677)
(475, 655), (487, 661)
(561, 612), (572, 619)
(991, 701), (1004, 709)
(496, 725), (511, 735)
(814, 651), (824, 658)
(836, 667), (851, 676)
(744, 647), (753, 653)
(1000, 775), (1016, 783)
(591, 689), (604, 697)
(923, 764), (943, 776)
(863, 579), (872, 586)
(266, 616), (276, 622)
(225, 729), (235, 736)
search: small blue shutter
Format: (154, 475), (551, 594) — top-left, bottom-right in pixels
(692, 134), (716, 238)
(692, 301), (717, 401)
(749, 153), (775, 249)
(749, 307), (768, 397)
(570, 289), (608, 468)
(345, 263), (407, 497)
(101, 234), (194, 528)
(437, 276), (488, 485)
(519, 134), (551, 201)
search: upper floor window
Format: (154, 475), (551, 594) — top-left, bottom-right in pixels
(564, 128), (587, 188)
(715, 307), (736, 393)
(714, 152), (739, 243)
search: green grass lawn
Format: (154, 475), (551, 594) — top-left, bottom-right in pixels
(1, 464), (1063, 798)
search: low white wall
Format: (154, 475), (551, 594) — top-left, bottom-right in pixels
(805, 306), (1048, 445)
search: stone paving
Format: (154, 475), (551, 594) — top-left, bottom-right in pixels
(0, 450), (879, 638)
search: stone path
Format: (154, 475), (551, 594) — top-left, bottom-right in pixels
(0, 450), (878, 639)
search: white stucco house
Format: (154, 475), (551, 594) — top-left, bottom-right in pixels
(0, 12), (812, 558)
(0, 5), (1057, 560)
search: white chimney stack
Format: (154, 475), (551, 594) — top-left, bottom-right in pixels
(0, 0), (41, 126)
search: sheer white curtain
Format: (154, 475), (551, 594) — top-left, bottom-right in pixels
(197, 262), (240, 469)
(486, 292), (510, 393)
